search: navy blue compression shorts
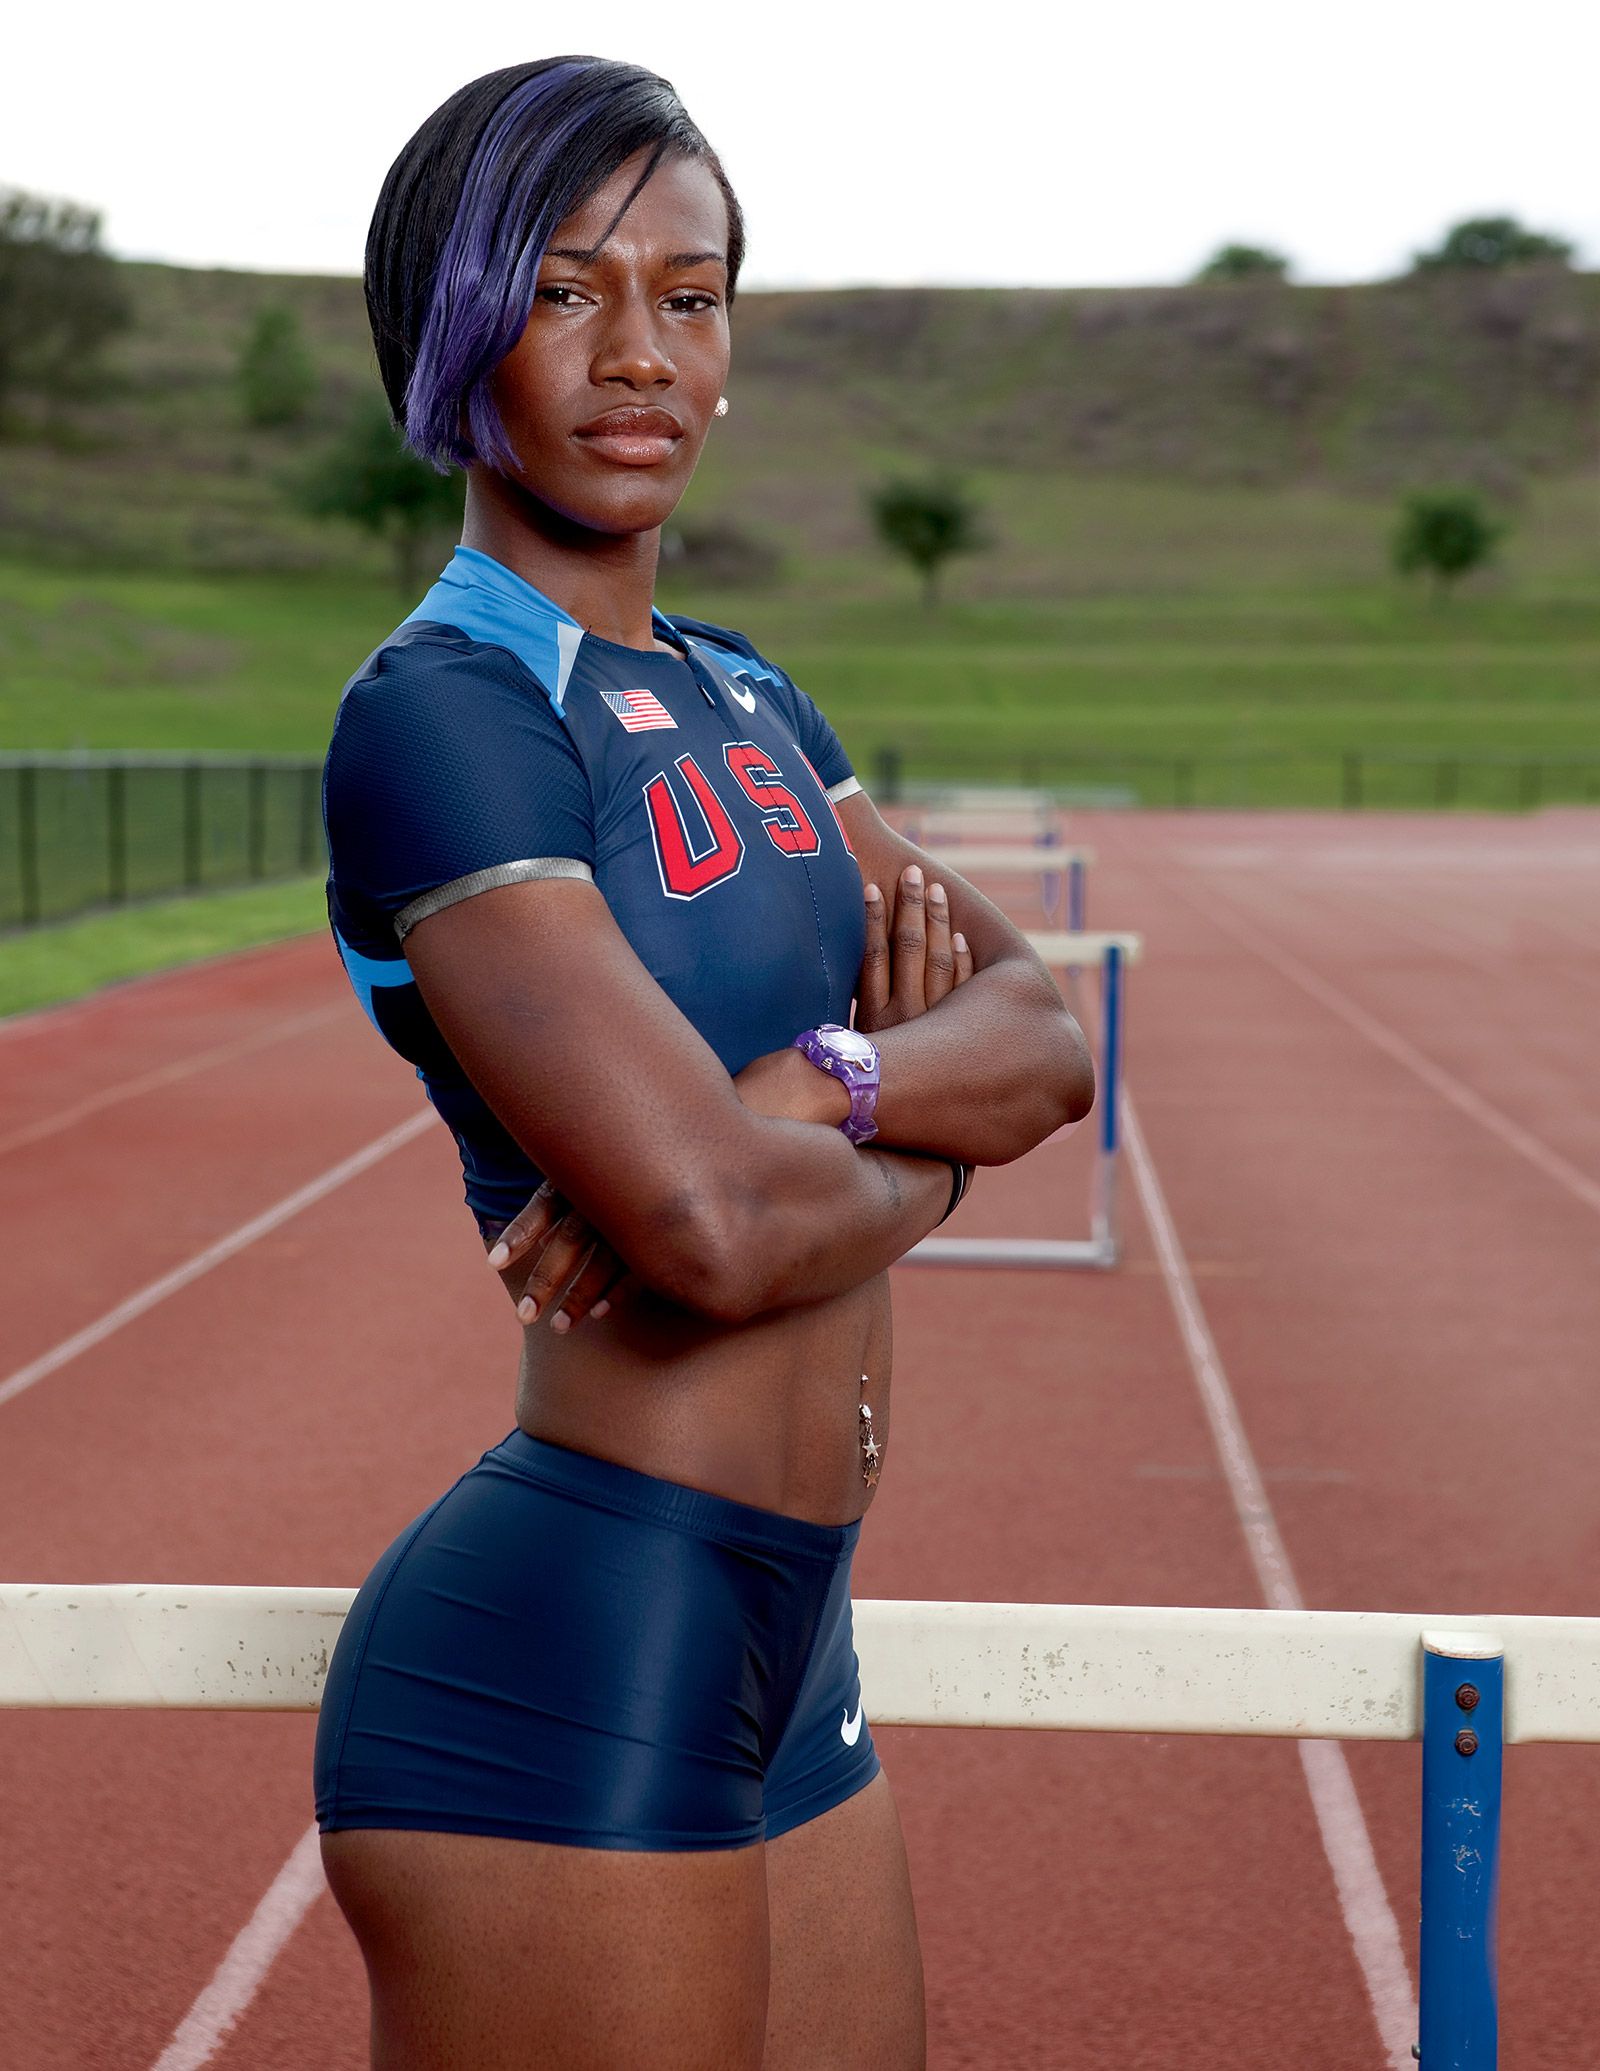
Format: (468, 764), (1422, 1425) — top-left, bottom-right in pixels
(313, 1430), (879, 1851)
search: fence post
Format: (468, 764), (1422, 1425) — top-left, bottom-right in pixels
(248, 763), (268, 880)
(297, 764), (319, 873)
(875, 745), (903, 804)
(183, 763), (203, 890)
(17, 763), (42, 926)
(1342, 752), (1364, 810)
(107, 764), (128, 905)
(1418, 1632), (1503, 2069)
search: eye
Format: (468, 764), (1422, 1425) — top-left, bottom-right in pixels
(665, 291), (720, 313)
(535, 284), (589, 308)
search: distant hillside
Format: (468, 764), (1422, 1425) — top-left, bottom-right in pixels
(1, 259), (1595, 577)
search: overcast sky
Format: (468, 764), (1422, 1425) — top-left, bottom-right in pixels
(8, 0), (1596, 289)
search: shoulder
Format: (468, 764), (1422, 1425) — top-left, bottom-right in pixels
(327, 621), (572, 775)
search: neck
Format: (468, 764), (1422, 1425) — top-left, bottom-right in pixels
(460, 469), (669, 652)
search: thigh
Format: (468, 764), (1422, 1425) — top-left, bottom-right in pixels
(323, 1826), (769, 2071)
(762, 1771), (925, 2071)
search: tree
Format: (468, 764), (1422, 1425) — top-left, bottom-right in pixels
(238, 305), (316, 428)
(866, 474), (984, 607)
(298, 397), (463, 594)
(1193, 242), (1290, 284)
(1411, 216), (1574, 272)
(1391, 489), (1503, 597)
(0, 187), (130, 420)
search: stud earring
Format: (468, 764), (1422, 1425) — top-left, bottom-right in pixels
(714, 396), (729, 418)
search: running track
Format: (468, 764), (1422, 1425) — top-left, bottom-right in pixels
(2, 810), (1598, 2069)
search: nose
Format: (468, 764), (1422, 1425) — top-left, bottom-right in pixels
(591, 287), (675, 392)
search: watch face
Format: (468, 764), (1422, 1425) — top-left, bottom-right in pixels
(826, 1028), (878, 1065)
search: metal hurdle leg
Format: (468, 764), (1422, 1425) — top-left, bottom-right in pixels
(1088, 941), (1123, 1261)
(905, 934), (1134, 1270)
(1418, 1632), (1504, 2068)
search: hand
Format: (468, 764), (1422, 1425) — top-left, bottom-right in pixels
(855, 862), (974, 1034)
(485, 1179), (629, 1332)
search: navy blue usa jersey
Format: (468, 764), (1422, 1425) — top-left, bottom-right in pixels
(323, 545), (866, 1236)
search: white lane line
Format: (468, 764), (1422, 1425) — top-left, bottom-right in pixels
(1193, 883), (1600, 1222)
(149, 1823), (324, 2071)
(0, 1006), (346, 1159)
(0, 1110), (437, 1410)
(1122, 1091), (1419, 2069)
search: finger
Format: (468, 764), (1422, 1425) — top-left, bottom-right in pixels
(890, 863), (927, 1019)
(551, 1247), (630, 1332)
(952, 929), (975, 987)
(855, 881), (892, 1030)
(515, 1211), (597, 1324)
(485, 1179), (563, 1271)
(923, 880), (955, 1006)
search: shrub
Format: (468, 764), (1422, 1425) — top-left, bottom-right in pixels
(1411, 216), (1574, 272)
(1392, 488), (1504, 596)
(1193, 243), (1290, 284)
(238, 306), (316, 428)
(866, 474), (985, 607)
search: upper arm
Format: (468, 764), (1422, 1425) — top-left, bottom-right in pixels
(323, 637), (765, 1298)
(400, 875), (769, 1305)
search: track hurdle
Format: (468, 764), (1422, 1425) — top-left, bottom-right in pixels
(2, 1587), (1582, 2064)
(930, 842), (1092, 928)
(905, 930), (1141, 1270)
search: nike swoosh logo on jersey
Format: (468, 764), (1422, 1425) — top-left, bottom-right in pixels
(840, 1700), (865, 1746)
(727, 679), (757, 713)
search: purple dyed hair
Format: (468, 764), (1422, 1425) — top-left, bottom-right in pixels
(364, 58), (745, 472)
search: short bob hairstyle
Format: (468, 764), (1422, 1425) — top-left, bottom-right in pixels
(366, 57), (745, 473)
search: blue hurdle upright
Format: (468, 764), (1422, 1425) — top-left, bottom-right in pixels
(905, 932), (1138, 1270)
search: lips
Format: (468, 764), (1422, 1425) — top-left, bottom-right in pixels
(572, 406), (684, 467)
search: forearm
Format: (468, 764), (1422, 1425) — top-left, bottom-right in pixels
(871, 958), (1093, 1164)
(695, 1128), (951, 1320)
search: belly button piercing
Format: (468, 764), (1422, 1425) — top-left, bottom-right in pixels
(858, 1373), (881, 1488)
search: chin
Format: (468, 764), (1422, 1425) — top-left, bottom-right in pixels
(527, 470), (689, 540)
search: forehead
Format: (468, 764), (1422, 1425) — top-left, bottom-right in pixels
(550, 149), (729, 261)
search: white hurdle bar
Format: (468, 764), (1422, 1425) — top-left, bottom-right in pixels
(904, 930), (1143, 1271)
(10, 1588), (1576, 2057)
(932, 843), (1094, 927)
(3, 1586), (1597, 1741)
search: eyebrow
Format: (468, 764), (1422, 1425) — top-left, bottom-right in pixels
(543, 246), (727, 271)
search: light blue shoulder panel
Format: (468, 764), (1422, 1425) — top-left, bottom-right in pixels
(402, 545), (586, 715)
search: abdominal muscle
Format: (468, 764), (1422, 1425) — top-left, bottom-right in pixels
(509, 1271), (893, 1528)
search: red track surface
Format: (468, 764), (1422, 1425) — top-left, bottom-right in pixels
(3, 809), (1598, 2069)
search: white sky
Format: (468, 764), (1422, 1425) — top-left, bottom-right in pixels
(8, 0), (1597, 287)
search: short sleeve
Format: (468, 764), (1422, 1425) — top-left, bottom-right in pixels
(324, 631), (596, 944)
(781, 675), (857, 798)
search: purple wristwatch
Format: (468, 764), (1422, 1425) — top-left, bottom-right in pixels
(792, 1023), (881, 1144)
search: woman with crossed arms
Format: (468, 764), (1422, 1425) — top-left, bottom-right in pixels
(314, 54), (1093, 2070)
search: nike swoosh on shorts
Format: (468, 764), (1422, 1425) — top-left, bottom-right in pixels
(840, 1701), (865, 1746)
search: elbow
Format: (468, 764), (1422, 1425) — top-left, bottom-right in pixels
(627, 1186), (772, 1324)
(1054, 1009), (1096, 1130)
(976, 997), (1095, 1164)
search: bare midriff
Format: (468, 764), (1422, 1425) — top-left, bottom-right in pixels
(506, 1270), (893, 1528)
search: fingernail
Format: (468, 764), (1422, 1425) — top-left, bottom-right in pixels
(930, 882), (946, 903)
(864, 884), (881, 902)
(591, 1299), (611, 1320)
(551, 1312), (571, 1334)
(517, 1297), (538, 1323)
(904, 865), (922, 887)
(953, 932), (968, 953)
(487, 1242), (509, 1269)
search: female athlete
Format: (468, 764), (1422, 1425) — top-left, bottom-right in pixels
(313, 55), (1093, 2070)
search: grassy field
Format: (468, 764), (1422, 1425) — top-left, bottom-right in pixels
(4, 466), (1596, 803)
(0, 875), (325, 1020)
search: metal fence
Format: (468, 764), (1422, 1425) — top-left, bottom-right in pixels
(874, 745), (1600, 812)
(0, 755), (326, 930)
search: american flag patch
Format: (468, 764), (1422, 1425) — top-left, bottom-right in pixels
(600, 687), (677, 733)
